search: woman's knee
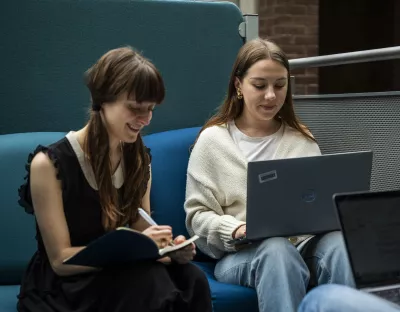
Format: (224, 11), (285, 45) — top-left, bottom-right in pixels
(188, 264), (211, 293)
(316, 231), (349, 265)
(257, 237), (303, 260)
(256, 237), (309, 273)
(298, 284), (342, 312)
(304, 284), (347, 302)
(100, 262), (179, 294)
(300, 284), (366, 312)
(318, 231), (345, 254)
(177, 263), (209, 283)
(298, 284), (396, 312)
(96, 262), (177, 311)
(168, 262), (210, 290)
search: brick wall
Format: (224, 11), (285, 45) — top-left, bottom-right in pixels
(258, 0), (319, 95)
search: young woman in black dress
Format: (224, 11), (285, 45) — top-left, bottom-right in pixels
(17, 46), (212, 312)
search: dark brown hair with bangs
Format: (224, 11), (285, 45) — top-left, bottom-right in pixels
(84, 46), (165, 230)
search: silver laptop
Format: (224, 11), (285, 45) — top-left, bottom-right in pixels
(334, 190), (400, 305)
(229, 151), (372, 245)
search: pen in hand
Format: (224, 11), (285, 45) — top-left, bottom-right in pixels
(138, 208), (175, 246)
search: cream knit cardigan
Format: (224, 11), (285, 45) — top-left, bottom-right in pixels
(184, 122), (321, 259)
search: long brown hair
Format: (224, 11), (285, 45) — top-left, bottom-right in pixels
(84, 47), (165, 230)
(195, 38), (315, 143)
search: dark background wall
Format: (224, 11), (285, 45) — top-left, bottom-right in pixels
(258, 0), (400, 95)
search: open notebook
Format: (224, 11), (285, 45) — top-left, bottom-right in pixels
(63, 227), (199, 267)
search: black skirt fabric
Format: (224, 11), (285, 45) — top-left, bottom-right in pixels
(17, 254), (212, 312)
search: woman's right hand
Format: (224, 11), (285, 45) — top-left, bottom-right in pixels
(142, 225), (173, 248)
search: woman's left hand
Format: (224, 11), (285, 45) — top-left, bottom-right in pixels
(168, 235), (196, 264)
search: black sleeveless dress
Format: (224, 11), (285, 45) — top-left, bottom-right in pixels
(16, 135), (212, 312)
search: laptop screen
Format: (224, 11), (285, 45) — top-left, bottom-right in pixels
(336, 192), (400, 288)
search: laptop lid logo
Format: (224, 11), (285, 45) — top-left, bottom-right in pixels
(258, 170), (277, 184)
(302, 189), (316, 203)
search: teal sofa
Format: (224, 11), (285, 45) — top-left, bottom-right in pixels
(0, 1), (259, 310)
(0, 128), (259, 312)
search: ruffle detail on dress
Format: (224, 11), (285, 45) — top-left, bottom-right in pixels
(18, 145), (64, 214)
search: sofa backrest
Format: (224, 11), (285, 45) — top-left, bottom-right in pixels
(0, 132), (66, 285)
(1, 0), (244, 135)
(143, 127), (201, 238)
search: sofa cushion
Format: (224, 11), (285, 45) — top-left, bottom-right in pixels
(143, 127), (201, 237)
(0, 132), (66, 285)
(194, 262), (259, 312)
(143, 127), (213, 261)
(0, 285), (19, 311)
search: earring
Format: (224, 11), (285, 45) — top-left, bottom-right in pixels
(237, 88), (243, 100)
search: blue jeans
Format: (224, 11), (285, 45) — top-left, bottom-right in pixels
(214, 231), (354, 312)
(298, 284), (400, 312)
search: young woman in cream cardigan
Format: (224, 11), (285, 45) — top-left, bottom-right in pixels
(184, 38), (354, 312)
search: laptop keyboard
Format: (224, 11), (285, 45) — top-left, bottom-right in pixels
(372, 287), (400, 305)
